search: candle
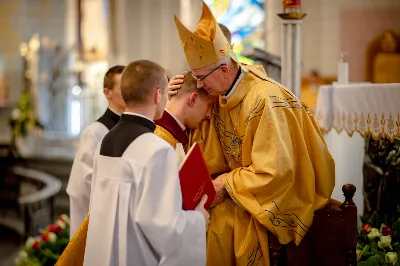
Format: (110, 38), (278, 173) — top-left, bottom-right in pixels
(283, 0), (301, 8)
(283, 0), (301, 13)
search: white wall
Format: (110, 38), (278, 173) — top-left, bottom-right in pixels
(266, 0), (400, 78)
(109, 0), (186, 77)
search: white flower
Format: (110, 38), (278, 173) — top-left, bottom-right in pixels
(25, 236), (35, 248)
(11, 108), (21, 120)
(14, 250), (28, 265)
(18, 250), (28, 260)
(60, 214), (70, 224)
(367, 228), (381, 239)
(378, 235), (392, 249)
(55, 219), (66, 229)
(386, 252), (397, 265)
(48, 232), (57, 243)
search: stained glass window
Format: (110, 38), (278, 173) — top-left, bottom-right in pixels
(204, 0), (265, 64)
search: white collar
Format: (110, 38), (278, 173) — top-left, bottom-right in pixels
(108, 107), (121, 116)
(123, 112), (153, 123)
(165, 109), (186, 131)
(221, 66), (246, 100)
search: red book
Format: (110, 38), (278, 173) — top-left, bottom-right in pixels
(178, 142), (216, 210)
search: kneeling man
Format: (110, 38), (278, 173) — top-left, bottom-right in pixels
(155, 72), (212, 148)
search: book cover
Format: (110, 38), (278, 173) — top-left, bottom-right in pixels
(178, 142), (216, 210)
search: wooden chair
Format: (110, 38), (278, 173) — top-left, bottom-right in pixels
(268, 184), (358, 266)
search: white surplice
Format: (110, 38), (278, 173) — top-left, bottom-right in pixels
(84, 133), (206, 266)
(66, 122), (108, 237)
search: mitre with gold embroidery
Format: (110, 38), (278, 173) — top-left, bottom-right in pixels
(174, 1), (238, 70)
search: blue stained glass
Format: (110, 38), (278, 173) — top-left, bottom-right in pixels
(204, 0), (266, 64)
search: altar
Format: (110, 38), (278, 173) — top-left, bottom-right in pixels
(315, 83), (400, 216)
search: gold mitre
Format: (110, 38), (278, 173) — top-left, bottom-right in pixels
(174, 1), (238, 70)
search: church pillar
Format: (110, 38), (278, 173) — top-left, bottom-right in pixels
(278, 1), (306, 98)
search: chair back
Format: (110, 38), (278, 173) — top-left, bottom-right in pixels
(269, 184), (358, 266)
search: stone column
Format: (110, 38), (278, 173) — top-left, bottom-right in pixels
(278, 1), (306, 98)
(280, 19), (303, 97)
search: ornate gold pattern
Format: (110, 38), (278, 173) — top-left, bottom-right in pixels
(317, 111), (400, 142)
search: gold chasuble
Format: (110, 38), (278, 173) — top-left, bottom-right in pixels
(175, 2), (335, 265)
(55, 216), (89, 265)
(155, 126), (179, 147)
(188, 119), (229, 176)
(204, 66), (334, 266)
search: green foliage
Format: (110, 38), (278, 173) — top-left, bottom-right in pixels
(8, 90), (43, 138)
(392, 219), (400, 241)
(369, 211), (386, 229)
(358, 255), (383, 266)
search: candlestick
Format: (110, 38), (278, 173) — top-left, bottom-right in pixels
(283, 0), (301, 14)
(279, 0), (306, 20)
(278, 0), (307, 98)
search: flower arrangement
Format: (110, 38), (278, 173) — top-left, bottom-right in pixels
(357, 211), (400, 265)
(9, 90), (43, 138)
(14, 214), (70, 266)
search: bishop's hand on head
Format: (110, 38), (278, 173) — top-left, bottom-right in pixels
(168, 71), (186, 100)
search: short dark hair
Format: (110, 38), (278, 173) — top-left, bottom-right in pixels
(120, 60), (167, 105)
(218, 23), (232, 44)
(103, 65), (125, 90)
(175, 72), (209, 99)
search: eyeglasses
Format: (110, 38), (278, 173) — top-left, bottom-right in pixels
(191, 64), (226, 82)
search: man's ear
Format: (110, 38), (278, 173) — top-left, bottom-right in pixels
(188, 92), (199, 107)
(220, 65), (229, 74)
(154, 88), (162, 104)
(103, 88), (112, 99)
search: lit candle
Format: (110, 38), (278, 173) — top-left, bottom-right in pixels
(283, 0), (301, 13)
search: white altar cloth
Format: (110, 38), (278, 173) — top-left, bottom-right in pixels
(315, 83), (400, 215)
